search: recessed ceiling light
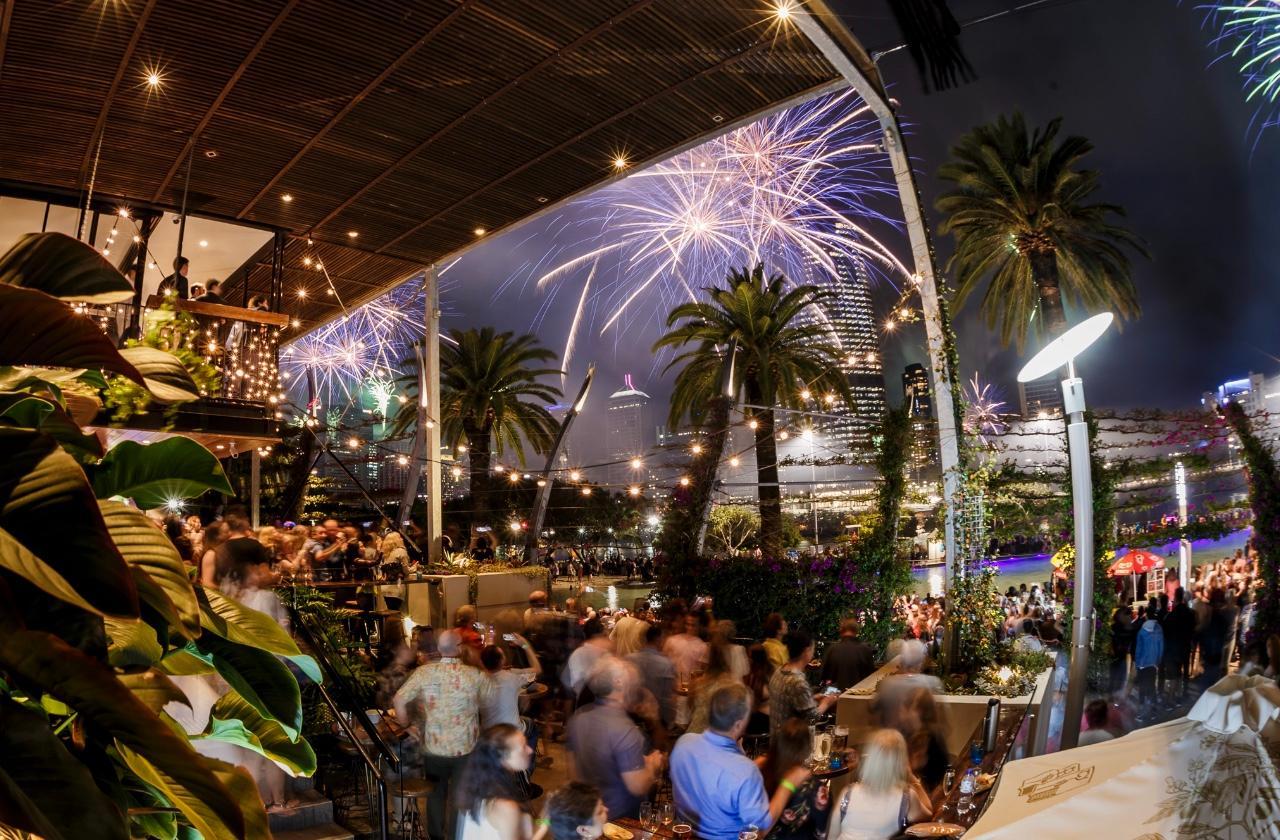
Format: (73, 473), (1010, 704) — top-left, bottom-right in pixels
(536, 196), (548, 203)
(203, 149), (218, 159)
(712, 114), (724, 123)
(474, 227), (486, 236)
(281, 193), (293, 203)
(347, 230), (358, 238)
(613, 156), (628, 170)
(198, 240), (208, 247)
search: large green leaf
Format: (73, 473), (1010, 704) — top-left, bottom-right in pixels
(0, 231), (134, 303)
(105, 616), (163, 669)
(199, 692), (316, 777)
(117, 669), (189, 714)
(197, 587), (321, 683)
(0, 285), (145, 383)
(0, 629), (246, 840)
(0, 392), (103, 461)
(158, 645), (216, 676)
(0, 525), (107, 618)
(116, 745), (263, 840)
(92, 438), (232, 509)
(0, 697), (129, 840)
(100, 500), (201, 638)
(194, 632), (303, 740)
(0, 429), (138, 617)
(118, 346), (200, 404)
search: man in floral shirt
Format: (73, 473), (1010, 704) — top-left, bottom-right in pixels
(394, 629), (493, 840)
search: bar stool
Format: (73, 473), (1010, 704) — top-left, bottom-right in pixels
(388, 778), (433, 840)
(333, 740), (377, 824)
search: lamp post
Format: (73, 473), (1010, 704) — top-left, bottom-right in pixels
(1017, 312), (1113, 751)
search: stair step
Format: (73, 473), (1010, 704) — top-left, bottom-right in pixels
(271, 823), (354, 840)
(268, 789), (335, 832)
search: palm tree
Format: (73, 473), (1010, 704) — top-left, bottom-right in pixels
(655, 265), (854, 559)
(396, 328), (562, 529)
(936, 113), (1147, 348)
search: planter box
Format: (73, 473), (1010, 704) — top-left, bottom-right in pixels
(835, 661), (1056, 759)
(403, 575), (468, 629)
(474, 570), (547, 622)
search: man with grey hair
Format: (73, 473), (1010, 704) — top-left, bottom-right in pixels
(669, 683), (773, 839)
(394, 628), (492, 840)
(565, 656), (663, 819)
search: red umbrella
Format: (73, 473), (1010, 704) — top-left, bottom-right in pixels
(1109, 548), (1165, 577)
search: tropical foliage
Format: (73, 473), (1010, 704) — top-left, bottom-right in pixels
(1223, 402), (1280, 644)
(396, 327), (561, 528)
(936, 113), (1146, 347)
(104, 305), (221, 422)
(655, 265), (854, 558)
(663, 406), (914, 652)
(706, 505), (760, 554)
(0, 233), (317, 840)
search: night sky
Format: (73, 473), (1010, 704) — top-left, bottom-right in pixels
(434, 0), (1280, 460)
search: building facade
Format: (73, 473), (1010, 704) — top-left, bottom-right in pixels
(606, 375), (650, 487)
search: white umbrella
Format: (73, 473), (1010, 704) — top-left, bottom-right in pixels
(967, 675), (1280, 839)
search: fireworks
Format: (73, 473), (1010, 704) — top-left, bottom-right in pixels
(504, 89), (908, 375)
(963, 373), (1007, 443)
(281, 279), (428, 409)
(1205, 1), (1280, 135)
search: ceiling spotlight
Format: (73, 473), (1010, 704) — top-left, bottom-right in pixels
(536, 196), (548, 203)
(282, 193), (293, 203)
(198, 240), (208, 248)
(203, 149), (218, 159)
(474, 227), (486, 236)
(325, 288), (335, 296)
(296, 288), (307, 297)
(613, 156), (628, 170)
(772, 1), (795, 21)
(347, 230), (358, 238)
(117, 207), (130, 219)
(145, 71), (162, 88)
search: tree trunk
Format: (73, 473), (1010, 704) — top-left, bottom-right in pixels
(466, 425), (492, 532)
(1030, 250), (1068, 336)
(750, 388), (783, 558)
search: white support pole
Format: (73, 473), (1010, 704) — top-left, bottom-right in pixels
(249, 448), (261, 530)
(425, 267), (443, 566)
(1175, 461), (1191, 591)
(792, 9), (962, 589)
(1060, 375), (1094, 750)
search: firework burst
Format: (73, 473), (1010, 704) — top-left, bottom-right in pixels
(1204, 1), (1280, 137)
(502, 89), (907, 376)
(963, 373), (1007, 443)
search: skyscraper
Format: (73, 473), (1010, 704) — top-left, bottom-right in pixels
(798, 231), (886, 461)
(1018, 377), (1064, 419)
(901, 364), (939, 479)
(902, 363), (932, 419)
(607, 375), (650, 486)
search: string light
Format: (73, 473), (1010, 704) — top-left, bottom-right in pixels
(690, 443), (703, 455)
(748, 419), (759, 430)
(630, 457), (642, 469)
(509, 471), (521, 483)
(679, 476), (691, 486)
(629, 485), (641, 496)
(729, 456), (740, 467)
(569, 470), (582, 481)
(800, 389), (811, 400)
(581, 486), (592, 496)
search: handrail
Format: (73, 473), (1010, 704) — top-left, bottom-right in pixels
(287, 603), (401, 771)
(307, 672), (392, 840)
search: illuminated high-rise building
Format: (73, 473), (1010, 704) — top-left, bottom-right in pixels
(902, 363), (932, 419)
(607, 375), (650, 486)
(797, 231), (886, 461)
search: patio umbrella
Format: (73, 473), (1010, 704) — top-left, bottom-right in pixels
(1049, 545), (1116, 579)
(967, 675), (1280, 839)
(1109, 549), (1165, 601)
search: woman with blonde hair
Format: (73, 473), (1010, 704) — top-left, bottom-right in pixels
(380, 531), (411, 612)
(829, 729), (931, 840)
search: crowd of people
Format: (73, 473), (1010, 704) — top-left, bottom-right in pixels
(363, 590), (967, 840)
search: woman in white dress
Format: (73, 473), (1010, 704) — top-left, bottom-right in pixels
(829, 728), (932, 840)
(455, 723), (536, 840)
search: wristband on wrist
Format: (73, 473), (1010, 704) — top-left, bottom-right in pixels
(536, 818), (551, 827)
(781, 779), (798, 794)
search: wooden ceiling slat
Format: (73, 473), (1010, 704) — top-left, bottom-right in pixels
(0, 0), (13, 86)
(149, 0), (299, 202)
(376, 35), (781, 257)
(76, 0), (158, 186)
(236, 0), (476, 219)
(305, 0), (658, 236)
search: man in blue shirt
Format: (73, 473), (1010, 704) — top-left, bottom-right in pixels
(670, 683), (772, 840)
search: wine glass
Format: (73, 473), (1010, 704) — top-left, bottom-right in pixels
(659, 802), (674, 830)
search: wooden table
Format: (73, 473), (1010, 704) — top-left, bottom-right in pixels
(614, 817), (673, 839)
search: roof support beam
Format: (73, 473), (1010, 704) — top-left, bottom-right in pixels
(305, 0), (658, 236)
(0, 0), (14, 87)
(792, 2), (961, 604)
(150, 0), (299, 202)
(77, 0), (158, 186)
(237, 0), (476, 219)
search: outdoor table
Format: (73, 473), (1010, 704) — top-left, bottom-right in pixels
(519, 681), (549, 712)
(928, 703), (1027, 830)
(812, 754), (854, 782)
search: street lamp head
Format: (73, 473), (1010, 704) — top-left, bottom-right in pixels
(1016, 312), (1113, 383)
